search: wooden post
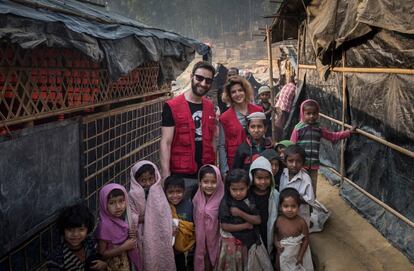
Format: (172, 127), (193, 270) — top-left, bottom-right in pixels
(340, 49), (346, 186)
(266, 25), (276, 142)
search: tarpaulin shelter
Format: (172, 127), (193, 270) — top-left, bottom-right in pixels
(0, 0), (209, 269)
(271, 0), (414, 261)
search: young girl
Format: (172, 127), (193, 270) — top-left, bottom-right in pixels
(128, 160), (175, 271)
(47, 203), (107, 270)
(193, 165), (224, 271)
(232, 112), (273, 171)
(218, 169), (266, 270)
(96, 183), (140, 271)
(290, 99), (355, 196)
(274, 188), (313, 271)
(279, 145), (315, 226)
(248, 156), (280, 259)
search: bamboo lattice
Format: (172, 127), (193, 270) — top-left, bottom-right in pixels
(0, 42), (167, 127)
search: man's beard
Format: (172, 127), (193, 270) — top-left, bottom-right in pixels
(191, 80), (209, 97)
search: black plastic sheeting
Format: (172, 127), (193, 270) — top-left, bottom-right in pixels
(0, 0), (210, 82)
(281, 0), (414, 259)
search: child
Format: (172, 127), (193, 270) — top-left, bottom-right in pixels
(274, 140), (294, 162)
(248, 156), (280, 260)
(47, 203), (107, 270)
(232, 112), (273, 171)
(261, 149), (284, 191)
(218, 169), (272, 270)
(274, 188), (313, 271)
(192, 165), (224, 271)
(290, 99), (355, 196)
(164, 176), (195, 271)
(96, 183), (140, 271)
(257, 85), (272, 137)
(128, 160), (175, 271)
(279, 145), (315, 226)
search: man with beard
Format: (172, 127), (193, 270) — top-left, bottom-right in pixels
(160, 61), (217, 197)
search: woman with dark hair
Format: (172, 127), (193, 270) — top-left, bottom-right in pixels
(218, 75), (263, 175)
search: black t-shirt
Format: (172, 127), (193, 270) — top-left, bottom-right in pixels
(250, 191), (270, 248)
(162, 102), (203, 173)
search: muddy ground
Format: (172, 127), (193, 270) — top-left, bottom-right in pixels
(312, 175), (413, 270)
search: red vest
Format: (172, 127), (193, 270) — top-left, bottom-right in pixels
(219, 103), (263, 169)
(167, 94), (216, 174)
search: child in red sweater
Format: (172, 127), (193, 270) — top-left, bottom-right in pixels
(290, 99), (355, 196)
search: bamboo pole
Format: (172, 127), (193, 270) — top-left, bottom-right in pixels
(340, 49), (346, 186)
(298, 64), (414, 75)
(326, 166), (414, 229)
(266, 25), (277, 142)
(319, 113), (414, 158)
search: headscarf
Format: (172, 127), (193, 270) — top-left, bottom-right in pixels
(129, 160), (175, 271)
(249, 156), (280, 254)
(192, 165), (224, 270)
(96, 183), (140, 270)
(297, 99), (320, 127)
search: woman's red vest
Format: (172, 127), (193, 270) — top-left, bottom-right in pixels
(219, 103), (262, 169)
(167, 94), (216, 174)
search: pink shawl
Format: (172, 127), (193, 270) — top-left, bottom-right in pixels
(95, 183), (140, 270)
(192, 165), (224, 270)
(128, 160), (175, 271)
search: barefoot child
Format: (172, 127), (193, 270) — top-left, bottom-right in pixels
(193, 165), (224, 271)
(96, 183), (140, 271)
(249, 156), (280, 260)
(47, 204), (107, 270)
(279, 145), (315, 226)
(274, 188), (313, 271)
(128, 161), (175, 271)
(217, 169), (261, 270)
(164, 176), (195, 271)
(290, 99), (355, 196)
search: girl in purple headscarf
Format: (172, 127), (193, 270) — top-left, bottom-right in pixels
(96, 183), (140, 271)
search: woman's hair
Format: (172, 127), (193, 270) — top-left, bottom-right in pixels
(108, 188), (125, 200)
(284, 144), (306, 162)
(225, 169), (249, 189)
(134, 164), (155, 180)
(164, 175), (185, 191)
(198, 165), (216, 180)
(222, 75), (254, 105)
(279, 188), (301, 206)
(56, 203), (95, 234)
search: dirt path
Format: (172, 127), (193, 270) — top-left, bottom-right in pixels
(311, 175), (413, 270)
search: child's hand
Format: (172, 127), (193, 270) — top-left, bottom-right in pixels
(139, 214), (145, 223)
(230, 207), (241, 217)
(90, 260), (108, 270)
(129, 225), (137, 239)
(245, 223), (254, 230)
(275, 241), (284, 254)
(350, 125), (357, 134)
(296, 256), (303, 266)
(122, 238), (137, 251)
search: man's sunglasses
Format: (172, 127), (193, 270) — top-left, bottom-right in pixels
(193, 74), (213, 85)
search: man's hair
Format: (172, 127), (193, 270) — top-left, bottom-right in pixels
(222, 75), (254, 105)
(164, 175), (185, 191)
(134, 164), (155, 181)
(284, 144), (306, 162)
(192, 61), (216, 77)
(56, 203), (95, 234)
(279, 187), (301, 206)
(228, 67), (239, 75)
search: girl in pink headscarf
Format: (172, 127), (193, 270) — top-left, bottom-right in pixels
(128, 160), (175, 271)
(192, 165), (224, 271)
(96, 183), (140, 271)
